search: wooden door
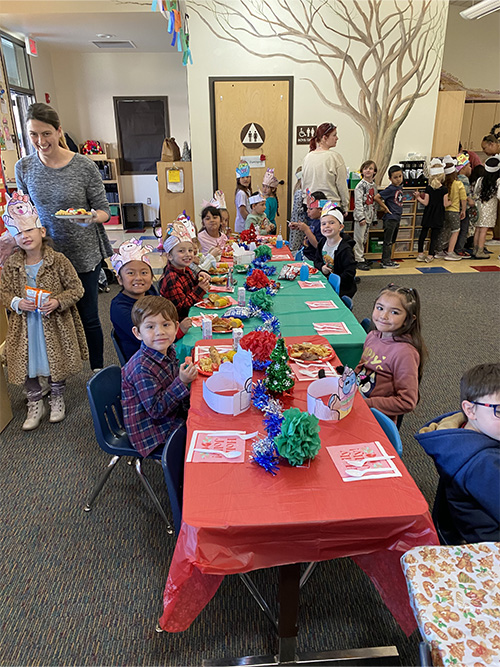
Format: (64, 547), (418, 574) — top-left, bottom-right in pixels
(460, 102), (474, 150)
(212, 79), (291, 233)
(469, 102), (497, 150)
(431, 91), (466, 157)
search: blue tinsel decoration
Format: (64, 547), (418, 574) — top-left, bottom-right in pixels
(263, 411), (284, 439)
(253, 359), (271, 371)
(259, 312), (281, 334)
(252, 380), (270, 410)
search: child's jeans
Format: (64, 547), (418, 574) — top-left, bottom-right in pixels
(353, 221), (370, 262)
(382, 218), (400, 263)
(25, 376), (65, 402)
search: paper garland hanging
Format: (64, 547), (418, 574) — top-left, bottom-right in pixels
(152, 0), (192, 65)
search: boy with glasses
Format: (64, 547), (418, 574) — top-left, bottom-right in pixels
(415, 363), (500, 542)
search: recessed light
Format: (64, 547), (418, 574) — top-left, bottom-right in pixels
(96, 34), (115, 39)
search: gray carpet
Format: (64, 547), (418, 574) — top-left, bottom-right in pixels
(0, 270), (498, 666)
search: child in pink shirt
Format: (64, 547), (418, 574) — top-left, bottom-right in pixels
(197, 206), (229, 255)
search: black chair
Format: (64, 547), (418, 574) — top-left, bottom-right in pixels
(85, 365), (174, 534)
(432, 479), (464, 546)
(111, 329), (127, 367)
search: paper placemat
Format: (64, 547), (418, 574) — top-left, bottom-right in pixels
(298, 280), (327, 289)
(305, 300), (338, 310)
(191, 314), (217, 328)
(187, 430), (247, 463)
(290, 361), (339, 382)
(193, 344), (232, 362)
(327, 441), (401, 481)
(313, 322), (351, 335)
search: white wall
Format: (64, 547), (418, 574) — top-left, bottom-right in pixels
(49, 49), (190, 221)
(29, 41), (59, 110)
(186, 0), (449, 218)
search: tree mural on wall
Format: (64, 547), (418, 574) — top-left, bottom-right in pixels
(188, 0), (447, 176)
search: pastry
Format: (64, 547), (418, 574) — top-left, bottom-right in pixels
(289, 343), (332, 360)
(56, 208), (92, 216)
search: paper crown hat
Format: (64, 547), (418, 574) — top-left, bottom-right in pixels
(455, 153), (470, 170)
(249, 191), (266, 206)
(236, 161), (250, 178)
(110, 238), (154, 274)
(2, 191), (42, 237)
(163, 212), (197, 253)
(320, 201), (344, 223)
(202, 348), (253, 416)
(262, 168), (279, 188)
(307, 366), (357, 421)
(201, 190), (227, 209)
(484, 155), (500, 173)
(429, 158), (444, 176)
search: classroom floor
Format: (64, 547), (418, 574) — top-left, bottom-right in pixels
(106, 228), (500, 277)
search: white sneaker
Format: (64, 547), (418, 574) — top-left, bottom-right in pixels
(22, 399), (46, 431)
(416, 254), (426, 262)
(49, 394), (66, 423)
(435, 251), (446, 258)
(425, 255), (435, 263)
(444, 251), (462, 261)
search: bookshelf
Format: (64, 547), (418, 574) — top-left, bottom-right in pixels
(79, 143), (123, 229)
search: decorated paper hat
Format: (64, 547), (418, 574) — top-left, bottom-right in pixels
(201, 190), (227, 209)
(202, 348), (253, 416)
(484, 155), (500, 173)
(249, 191), (266, 206)
(262, 168), (279, 188)
(455, 153), (470, 171)
(320, 201), (344, 223)
(236, 160), (250, 178)
(110, 238), (153, 274)
(442, 155), (457, 175)
(429, 158), (444, 176)
(163, 212), (197, 253)
(2, 191), (42, 237)
(307, 366), (357, 421)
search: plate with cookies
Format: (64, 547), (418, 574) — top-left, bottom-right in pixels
(196, 345), (237, 376)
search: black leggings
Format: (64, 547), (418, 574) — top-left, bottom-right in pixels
(77, 263), (104, 370)
(418, 226), (440, 256)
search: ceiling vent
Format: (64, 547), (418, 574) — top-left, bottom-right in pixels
(92, 40), (136, 49)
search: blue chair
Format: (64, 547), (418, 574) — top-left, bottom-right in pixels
(328, 272), (340, 294)
(360, 317), (371, 334)
(85, 365), (174, 534)
(341, 295), (353, 310)
(370, 407), (403, 457)
(161, 424), (187, 536)
(111, 329), (127, 367)
(294, 248), (304, 261)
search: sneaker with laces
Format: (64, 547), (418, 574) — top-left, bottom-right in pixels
(435, 251), (446, 258)
(425, 255), (435, 263)
(22, 399), (46, 431)
(444, 251), (462, 261)
(381, 260), (400, 268)
(474, 249), (490, 259)
(416, 254), (426, 262)
(356, 261), (370, 271)
(49, 394), (66, 423)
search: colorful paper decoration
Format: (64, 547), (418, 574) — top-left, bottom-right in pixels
(152, 0), (192, 65)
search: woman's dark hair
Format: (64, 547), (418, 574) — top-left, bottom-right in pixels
(374, 284), (427, 386)
(469, 164), (485, 186)
(26, 103), (69, 149)
(235, 177), (251, 197)
(478, 158), (500, 203)
(482, 133), (499, 145)
(309, 122), (336, 151)
(200, 206), (221, 231)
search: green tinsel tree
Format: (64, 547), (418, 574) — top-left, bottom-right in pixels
(266, 337), (295, 394)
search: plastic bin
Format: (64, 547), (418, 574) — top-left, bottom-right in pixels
(122, 203), (145, 231)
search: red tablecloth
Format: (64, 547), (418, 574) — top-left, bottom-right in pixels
(159, 336), (438, 634)
(270, 245), (294, 261)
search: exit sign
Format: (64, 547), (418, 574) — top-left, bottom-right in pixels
(25, 36), (38, 57)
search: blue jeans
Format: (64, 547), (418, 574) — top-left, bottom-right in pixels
(382, 218), (400, 263)
(77, 263), (104, 370)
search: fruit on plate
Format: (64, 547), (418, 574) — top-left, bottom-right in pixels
(198, 347), (236, 373)
(56, 208), (92, 216)
(288, 343), (333, 361)
(207, 294), (231, 308)
(209, 262), (230, 275)
(212, 317), (243, 332)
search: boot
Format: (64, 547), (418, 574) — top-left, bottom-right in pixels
(49, 394), (66, 423)
(475, 248), (490, 259)
(22, 399), (46, 431)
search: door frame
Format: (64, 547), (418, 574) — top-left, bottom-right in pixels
(209, 76), (294, 220)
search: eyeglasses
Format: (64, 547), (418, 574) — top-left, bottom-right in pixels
(470, 402), (500, 418)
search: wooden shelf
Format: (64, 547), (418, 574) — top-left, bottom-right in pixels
(80, 145), (123, 228)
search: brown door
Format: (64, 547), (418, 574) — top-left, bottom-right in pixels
(212, 78), (292, 233)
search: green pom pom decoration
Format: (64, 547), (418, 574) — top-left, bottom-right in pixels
(275, 408), (321, 466)
(234, 264), (249, 273)
(249, 288), (273, 312)
(255, 245), (272, 259)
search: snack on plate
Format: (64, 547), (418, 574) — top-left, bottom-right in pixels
(207, 294), (231, 308)
(210, 275), (227, 285)
(56, 208), (92, 216)
(211, 317), (243, 333)
(199, 347), (236, 373)
(209, 262), (230, 275)
(288, 342), (333, 361)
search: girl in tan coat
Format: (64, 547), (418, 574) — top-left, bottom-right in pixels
(0, 203), (88, 430)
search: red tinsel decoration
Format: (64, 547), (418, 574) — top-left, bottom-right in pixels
(240, 224), (257, 244)
(246, 269), (270, 290)
(239, 330), (277, 361)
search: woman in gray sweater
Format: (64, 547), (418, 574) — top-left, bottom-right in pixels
(15, 103), (112, 371)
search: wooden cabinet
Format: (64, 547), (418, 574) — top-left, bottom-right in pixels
(461, 102), (500, 151)
(432, 91), (466, 157)
(81, 144), (123, 229)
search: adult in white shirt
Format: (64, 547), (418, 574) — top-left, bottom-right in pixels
(301, 123), (350, 212)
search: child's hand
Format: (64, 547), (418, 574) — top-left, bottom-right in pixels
(209, 247), (222, 260)
(18, 298), (37, 312)
(179, 358), (198, 385)
(179, 317), (192, 334)
(288, 221), (305, 231)
(198, 273), (211, 292)
(192, 255), (201, 265)
(321, 265), (332, 276)
(39, 298), (60, 315)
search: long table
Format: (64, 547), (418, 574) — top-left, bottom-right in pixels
(159, 336), (439, 664)
(177, 260), (366, 369)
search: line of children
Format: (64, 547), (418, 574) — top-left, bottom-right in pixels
(0, 195), (88, 430)
(353, 160), (378, 271)
(313, 201), (357, 298)
(374, 165), (404, 269)
(414, 158), (449, 263)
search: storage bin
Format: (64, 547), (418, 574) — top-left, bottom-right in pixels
(396, 228), (412, 241)
(122, 203), (145, 231)
(394, 241), (410, 252)
(110, 204), (120, 216)
(104, 215), (120, 226)
(369, 238), (383, 253)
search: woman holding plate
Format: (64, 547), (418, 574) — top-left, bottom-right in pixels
(15, 103), (112, 371)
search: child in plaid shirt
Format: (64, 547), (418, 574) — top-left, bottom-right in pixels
(121, 295), (197, 457)
(159, 222), (210, 320)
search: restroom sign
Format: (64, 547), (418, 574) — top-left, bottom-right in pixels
(296, 125), (317, 145)
(240, 122), (265, 148)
